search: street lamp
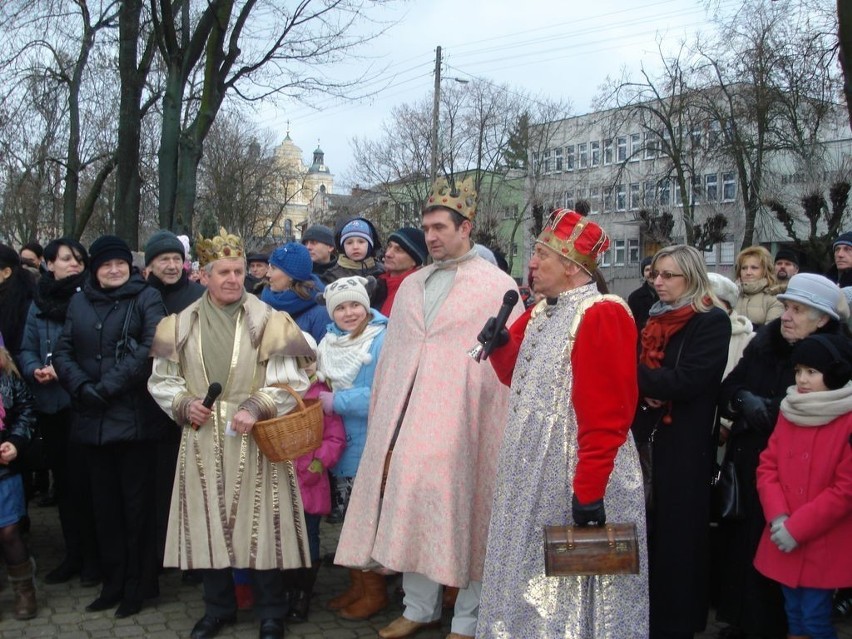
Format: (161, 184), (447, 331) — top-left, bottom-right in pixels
(429, 45), (469, 182)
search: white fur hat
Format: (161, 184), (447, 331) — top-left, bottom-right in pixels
(323, 276), (370, 313)
(707, 272), (739, 310)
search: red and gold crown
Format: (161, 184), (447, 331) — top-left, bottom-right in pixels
(537, 209), (610, 274)
(423, 176), (477, 221)
(195, 227), (245, 267)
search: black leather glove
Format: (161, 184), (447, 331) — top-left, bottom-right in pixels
(572, 494), (606, 527)
(477, 316), (509, 350)
(79, 383), (108, 409)
(732, 390), (772, 433)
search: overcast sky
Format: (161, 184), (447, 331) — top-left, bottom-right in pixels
(255, 0), (739, 187)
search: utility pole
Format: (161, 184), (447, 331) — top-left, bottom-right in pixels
(429, 45), (442, 183)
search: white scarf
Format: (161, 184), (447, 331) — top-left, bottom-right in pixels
(779, 382), (852, 426)
(317, 323), (384, 390)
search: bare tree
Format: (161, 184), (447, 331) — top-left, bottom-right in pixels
(151, 0), (390, 236)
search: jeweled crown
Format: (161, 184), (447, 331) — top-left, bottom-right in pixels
(424, 176), (477, 221)
(195, 227), (245, 267)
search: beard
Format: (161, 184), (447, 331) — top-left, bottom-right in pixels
(776, 270), (790, 281)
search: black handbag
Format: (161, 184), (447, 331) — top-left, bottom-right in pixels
(637, 424), (656, 513)
(712, 447), (745, 522)
(114, 299), (138, 361)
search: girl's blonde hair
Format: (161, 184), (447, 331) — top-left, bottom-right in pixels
(0, 347), (21, 377)
(651, 245), (719, 312)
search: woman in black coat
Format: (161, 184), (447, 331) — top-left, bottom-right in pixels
(53, 235), (166, 619)
(715, 273), (847, 639)
(631, 245), (731, 639)
(18, 238), (100, 586)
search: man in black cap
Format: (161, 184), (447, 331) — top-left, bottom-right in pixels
(301, 224), (337, 284)
(375, 227), (427, 316)
(827, 232), (852, 287)
(245, 252), (269, 293)
(143, 229), (205, 568)
(627, 256), (657, 331)
(772, 247), (799, 294)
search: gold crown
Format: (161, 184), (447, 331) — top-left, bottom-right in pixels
(424, 176), (477, 221)
(195, 227), (245, 267)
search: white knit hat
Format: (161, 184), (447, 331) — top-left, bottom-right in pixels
(323, 276), (371, 312)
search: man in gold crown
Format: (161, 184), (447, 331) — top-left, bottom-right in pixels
(476, 209), (649, 637)
(333, 177), (523, 639)
(148, 228), (315, 639)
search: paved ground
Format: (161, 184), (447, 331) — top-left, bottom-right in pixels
(1, 504), (850, 638)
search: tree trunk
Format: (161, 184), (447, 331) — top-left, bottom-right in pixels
(839, 0), (852, 130)
(157, 70), (185, 231)
(173, 130), (204, 235)
(113, 0), (144, 248)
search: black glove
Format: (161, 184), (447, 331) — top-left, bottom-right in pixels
(572, 494), (606, 527)
(477, 316), (509, 350)
(79, 383), (108, 409)
(732, 390), (772, 433)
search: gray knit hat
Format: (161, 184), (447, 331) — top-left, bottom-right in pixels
(777, 273), (843, 320)
(301, 224), (335, 247)
(144, 230), (185, 265)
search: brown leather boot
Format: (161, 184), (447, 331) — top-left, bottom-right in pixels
(338, 571), (389, 620)
(8, 557), (37, 620)
(327, 569), (363, 610)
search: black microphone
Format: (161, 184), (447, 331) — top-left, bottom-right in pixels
(481, 290), (520, 361)
(191, 382), (223, 431)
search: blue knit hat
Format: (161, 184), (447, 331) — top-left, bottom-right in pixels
(833, 232), (852, 250)
(269, 242), (313, 282)
(340, 219), (374, 248)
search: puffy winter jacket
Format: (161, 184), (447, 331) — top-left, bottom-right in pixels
(53, 273), (166, 445)
(0, 370), (35, 481)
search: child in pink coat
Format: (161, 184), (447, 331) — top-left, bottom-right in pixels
(285, 340), (345, 623)
(755, 333), (852, 639)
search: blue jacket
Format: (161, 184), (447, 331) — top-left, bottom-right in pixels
(19, 302), (72, 414)
(322, 312), (387, 478)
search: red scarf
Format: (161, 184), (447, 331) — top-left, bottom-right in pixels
(639, 303), (697, 369)
(379, 269), (416, 317)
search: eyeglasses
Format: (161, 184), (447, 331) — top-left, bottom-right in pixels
(651, 270), (686, 280)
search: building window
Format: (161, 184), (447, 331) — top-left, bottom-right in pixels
(578, 142), (588, 169)
(603, 139), (613, 165)
(629, 183), (641, 210)
(591, 141), (601, 167)
(589, 186), (600, 215)
(723, 172), (736, 201)
(616, 184), (626, 211)
(643, 181), (656, 207)
(673, 180), (682, 207)
(659, 179), (670, 206)
(630, 133), (641, 162)
(690, 126), (702, 149)
(691, 174), (702, 205)
(565, 145), (575, 171)
(706, 174), (718, 202)
(614, 239), (626, 265)
(644, 132), (657, 159)
(720, 241), (736, 264)
(704, 246), (717, 266)
(543, 148), (551, 174)
(616, 136), (627, 163)
(576, 188), (585, 201)
(554, 147), (563, 172)
(600, 247), (611, 267)
(532, 152), (539, 173)
(511, 243), (518, 257)
(708, 120), (721, 148)
(628, 238), (640, 263)
(564, 190), (574, 209)
(604, 187), (613, 212)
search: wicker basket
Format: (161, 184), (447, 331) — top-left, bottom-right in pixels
(252, 384), (323, 462)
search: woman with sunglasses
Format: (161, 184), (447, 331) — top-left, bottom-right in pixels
(631, 244), (731, 639)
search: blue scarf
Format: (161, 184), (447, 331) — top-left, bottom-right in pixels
(261, 275), (324, 318)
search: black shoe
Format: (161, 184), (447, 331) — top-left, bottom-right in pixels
(114, 599), (142, 618)
(44, 560), (82, 584)
(85, 595), (121, 612)
(258, 618), (285, 639)
(190, 614), (237, 639)
(286, 590), (309, 624)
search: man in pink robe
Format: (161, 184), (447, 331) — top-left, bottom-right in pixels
(334, 177), (521, 639)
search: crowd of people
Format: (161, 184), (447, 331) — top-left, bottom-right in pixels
(0, 179), (850, 639)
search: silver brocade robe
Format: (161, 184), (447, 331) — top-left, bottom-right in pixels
(477, 284), (649, 639)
